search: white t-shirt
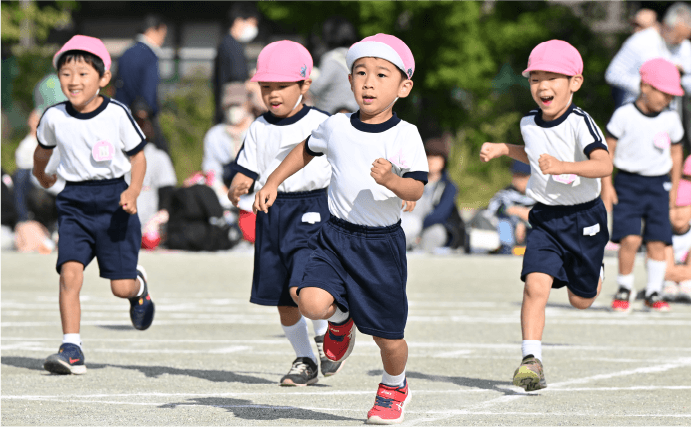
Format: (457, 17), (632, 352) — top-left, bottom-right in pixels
(36, 97), (146, 182)
(201, 123), (246, 187)
(607, 103), (684, 176)
(133, 143), (177, 228)
(521, 104), (608, 206)
(235, 106), (331, 192)
(306, 112), (429, 227)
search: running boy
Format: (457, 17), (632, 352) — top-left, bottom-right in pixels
(255, 34), (428, 424)
(226, 40), (338, 386)
(480, 40), (612, 391)
(33, 35), (154, 375)
(603, 58), (684, 313)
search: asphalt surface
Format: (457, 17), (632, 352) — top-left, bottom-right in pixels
(2, 251), (690, 426)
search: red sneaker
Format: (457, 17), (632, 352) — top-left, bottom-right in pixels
(611, 286), (632, 312)
(323, 317), (356, 362)
(367, 380), (411, 425)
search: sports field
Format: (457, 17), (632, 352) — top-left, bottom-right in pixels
(2, 251), (690, 426)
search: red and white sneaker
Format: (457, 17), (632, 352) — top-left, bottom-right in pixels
(611, 286), (632, 312)
(324, 317), (356, 362)
(644, 292), (671, 312)
(367, 380), (411, 425)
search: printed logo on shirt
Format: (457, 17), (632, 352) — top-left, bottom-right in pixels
(653, 131), (671, 150)
(553, 174), (577, 185)
(387, 148), (410, 169)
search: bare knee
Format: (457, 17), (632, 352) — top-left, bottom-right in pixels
(59, 262), (84, 292)
(111, 278), (137, 298)
(568, 286), (598, 310)
(297, 287), (334, 320)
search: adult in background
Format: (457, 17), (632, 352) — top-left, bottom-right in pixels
(213, 3), (260, 125)
(631, 8), (659, 33)
(606, 2), (691, 109)
(115, 14), (169, 154)
(309, 16), (359, 114)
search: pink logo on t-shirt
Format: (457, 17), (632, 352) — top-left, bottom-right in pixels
(387, 148), (409, 169)
(92, 140), (114, 162)
(653, 132), (671, 150)
(553, 174), (577, 184)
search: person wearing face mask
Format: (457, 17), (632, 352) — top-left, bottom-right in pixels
(115, 14), (169, 154)
(213, 2), (261, 125)
(202, 83), (254, 198)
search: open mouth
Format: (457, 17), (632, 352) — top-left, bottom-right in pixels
(270, 102), (282, 109)
(363, 96), (375, 104)
(540, 96), (554, 106)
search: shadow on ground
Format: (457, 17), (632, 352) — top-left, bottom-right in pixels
(160, 397), (360, 422)
(367, 369), (527, 396)
(1, 356), (274, 384)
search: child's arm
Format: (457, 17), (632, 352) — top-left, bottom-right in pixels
(670, 142), (684, 208)
(480, 142), (529, 164)
(120, 150), (147, 215)
(538, 148), (612, 179)
(371, 158), (425, 201)
(32, 146), (58, 189)
(228, 172), (254, 207)
(254, 139), (313, 213)
(599, 136), (618, 211)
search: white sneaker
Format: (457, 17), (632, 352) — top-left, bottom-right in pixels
(662, 281), (680, 302)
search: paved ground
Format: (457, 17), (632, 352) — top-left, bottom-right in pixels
(2, 251), (690, 426)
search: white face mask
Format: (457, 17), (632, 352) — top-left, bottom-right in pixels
(226, 106), (247, 125)
(237, 24), (258, 43)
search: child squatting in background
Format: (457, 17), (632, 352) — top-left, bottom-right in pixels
(33, 35), (155, 375)
(480, 40), (612, 391)
(254, 34), (428, 424)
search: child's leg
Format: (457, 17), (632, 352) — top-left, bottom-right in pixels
(110, 278), (140, 298)
(521, 272), (553, 342)
(111, 267), (154, 330)
(373, 336), (408, 384)
(59, 261), (85, 334)
(567, 279), (601, 310)
(618, 235), (642, 276)
(645, 240), (667, 297)
(278, 303), (318, 386)
(298, 287), (339, 320)
(290, 287), (327, 336)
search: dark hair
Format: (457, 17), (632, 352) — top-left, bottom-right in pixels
(56, 50), (106, 77)
(140, 14), (166, 33)
(322, 16), (357, 50)
(229, 2), (260, 23)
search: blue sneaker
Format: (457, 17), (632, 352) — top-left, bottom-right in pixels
(129, 265), (155, 330)
(43, 343), (86, 375)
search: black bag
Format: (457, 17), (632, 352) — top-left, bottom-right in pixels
(166, 185), (236, 251)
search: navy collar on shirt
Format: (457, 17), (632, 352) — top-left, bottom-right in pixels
(261, 104), (311, 126)
(534, 103), (575, 128)
(350, 111), (401, 133)
(65, 96), (110, 119)
(633, 101), (663, 118)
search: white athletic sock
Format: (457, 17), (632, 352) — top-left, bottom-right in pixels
(135, 276), (145, 297)
(312, 319), (328, 336)
(328, 306), (350, 325)
(617, 273), (635, 291)
(382, 369), (406, 388)
(646, 259), (666, 297)
(522, 340), (542, 361)
(282, 317), (316, 364)
(63, 333), (82, 348)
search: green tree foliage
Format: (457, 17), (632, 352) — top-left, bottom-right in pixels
(259, 1), (616, 206)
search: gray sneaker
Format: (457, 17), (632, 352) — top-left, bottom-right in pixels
(315, 334), (345, 377)
(280, 357), (318, 386)
(513, 355), (547, 391)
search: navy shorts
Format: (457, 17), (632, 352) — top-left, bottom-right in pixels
(56, 177), (141, 279)
(521, 198), (609, 298)
(298, 217), (408, 340)
(250, 189), (329, 307)
(611, 171), (672, 245)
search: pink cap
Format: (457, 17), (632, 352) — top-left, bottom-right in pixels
(346, 33), (415, 79)
(522, 40), (583, 78)
(53, 35), (112, 71)
(640, 58), (684, 97)
(251, 40), (312, 82)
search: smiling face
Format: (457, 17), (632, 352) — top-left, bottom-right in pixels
(258, 80), (310, 119)
(58, 58), (111, 113)
(528, 70), (582, 121)
(638, 83), (675, 114)
(348, 57), (413, 124)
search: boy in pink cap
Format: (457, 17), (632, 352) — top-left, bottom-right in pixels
(33, 35), (155, 374)
(254, 33), (428, 424)
(480, 40), (613, 391)
(226, 40), (336, 386)
(603, 57), (685, 313)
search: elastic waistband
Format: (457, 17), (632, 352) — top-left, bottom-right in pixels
(65, 176), (125, 187)
(534, 197), (601, 212)
(328, 216), (401, 235)
(276, 188), (327, 199)
(617, 170), (669, 180)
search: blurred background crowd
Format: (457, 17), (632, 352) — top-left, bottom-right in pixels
(2, 1), (691, 274)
